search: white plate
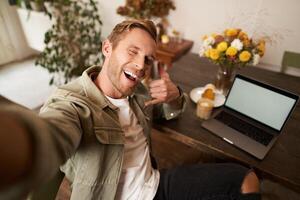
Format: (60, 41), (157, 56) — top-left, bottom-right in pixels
(189, 87), (226, 107)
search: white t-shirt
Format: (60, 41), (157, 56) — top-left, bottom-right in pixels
(105, 96), (160, 200)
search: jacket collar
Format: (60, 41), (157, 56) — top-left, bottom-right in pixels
(81, 66), (118, 111)
(81, 66), (152, 114)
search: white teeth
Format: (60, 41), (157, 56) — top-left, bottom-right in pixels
(124, 70), (137, 79)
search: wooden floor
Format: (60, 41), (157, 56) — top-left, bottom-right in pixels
(55, 129), (300, 200)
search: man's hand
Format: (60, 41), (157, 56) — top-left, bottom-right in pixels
(145, 67), (180, 107)
(0, 111), (33, 188)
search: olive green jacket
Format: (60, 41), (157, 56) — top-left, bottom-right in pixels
(0, 66), (185, 200)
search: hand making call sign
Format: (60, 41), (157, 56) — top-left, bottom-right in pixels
(144, 65), (181, 107)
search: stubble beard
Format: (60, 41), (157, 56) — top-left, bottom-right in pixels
(107, 61), (136, 98)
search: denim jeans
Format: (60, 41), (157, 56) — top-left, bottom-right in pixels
(154, 163), (261, 200)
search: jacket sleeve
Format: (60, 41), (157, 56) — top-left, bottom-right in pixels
(153, 86), (187, 120)
(0, 95), (82, 199)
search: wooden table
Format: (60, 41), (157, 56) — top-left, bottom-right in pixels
(156, 38), (193, 69)
(154, 53), (300, 192)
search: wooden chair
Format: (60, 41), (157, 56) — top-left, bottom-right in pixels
(281, 51), (300, 73)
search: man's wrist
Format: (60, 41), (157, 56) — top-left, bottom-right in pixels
(168, 86), (183, 107)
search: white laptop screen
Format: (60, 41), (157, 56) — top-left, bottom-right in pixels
(225, 76), (297, 131)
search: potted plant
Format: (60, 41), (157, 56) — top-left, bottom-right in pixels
(35, 0), (103, 85)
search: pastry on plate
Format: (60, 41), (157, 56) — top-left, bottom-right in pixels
(201, 83), (216, 100)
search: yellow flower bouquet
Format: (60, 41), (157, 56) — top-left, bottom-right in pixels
(198, 28), (266, 94)
(199, 28), (265, 67)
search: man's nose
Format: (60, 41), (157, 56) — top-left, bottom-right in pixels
(133, 56), (145, 70)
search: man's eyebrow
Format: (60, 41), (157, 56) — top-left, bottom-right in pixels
(128, 45), (140, 50)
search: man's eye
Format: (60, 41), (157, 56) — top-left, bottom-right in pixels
(129, 50), (137, 55)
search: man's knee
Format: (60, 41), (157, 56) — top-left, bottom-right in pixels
(241, 171), (260, 194)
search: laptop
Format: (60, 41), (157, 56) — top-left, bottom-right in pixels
(202, 74), (299, 160)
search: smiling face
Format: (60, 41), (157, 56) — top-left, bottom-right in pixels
(98, 28), (156, 98)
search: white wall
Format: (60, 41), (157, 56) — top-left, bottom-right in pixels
(17, 9), (53, 52)
(98, 0), (124, 38)
(97, 0), (300, 72)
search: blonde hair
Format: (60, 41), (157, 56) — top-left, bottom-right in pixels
(107, 19), (157, 49)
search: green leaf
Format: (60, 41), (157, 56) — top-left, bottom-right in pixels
(37, 0), (103, 85)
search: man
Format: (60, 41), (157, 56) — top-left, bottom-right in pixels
(0, 19), (260, 200)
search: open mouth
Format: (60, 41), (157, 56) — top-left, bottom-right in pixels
(124, 70), (138, 82)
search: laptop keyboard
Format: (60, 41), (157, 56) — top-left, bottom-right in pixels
(215, 111), (274, 146)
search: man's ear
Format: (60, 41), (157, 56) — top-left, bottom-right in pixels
(102, 39), (112, 57)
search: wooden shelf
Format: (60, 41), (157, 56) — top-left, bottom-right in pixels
(156, 38), (193, 69)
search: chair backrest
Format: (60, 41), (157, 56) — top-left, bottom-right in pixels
(281, 51), (300, 73)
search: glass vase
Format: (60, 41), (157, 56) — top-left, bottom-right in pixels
(214, 65), (236, 95)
